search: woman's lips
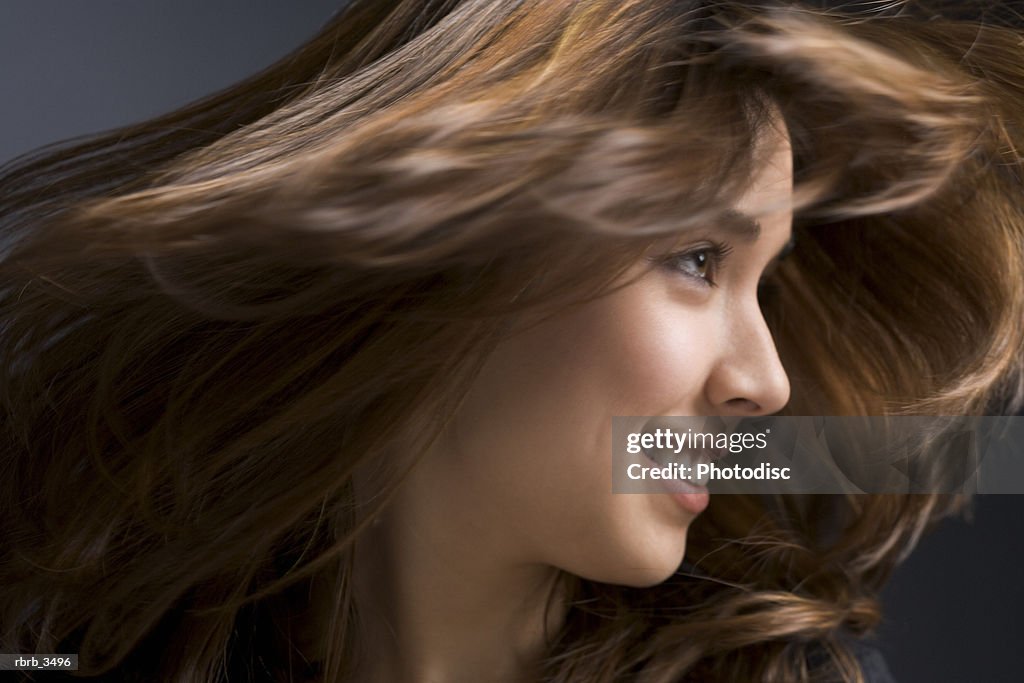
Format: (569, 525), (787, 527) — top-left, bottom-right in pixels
(639, 446), (724, 514)
(670, 487), (709, 515)
(641, 445), (726, 483)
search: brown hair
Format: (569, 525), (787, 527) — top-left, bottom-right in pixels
(2, 1), (1023, 681)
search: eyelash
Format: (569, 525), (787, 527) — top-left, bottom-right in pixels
(655, 242), (734, 287)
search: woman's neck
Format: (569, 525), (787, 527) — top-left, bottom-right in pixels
(349, 511), (565, 683)
(304, 451), (570, 683)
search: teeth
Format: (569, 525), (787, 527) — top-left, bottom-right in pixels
(642, 447), (717, 486)
(692, 459), (711, 486)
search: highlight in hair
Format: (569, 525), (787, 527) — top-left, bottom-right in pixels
(2, 1), (1023, 681)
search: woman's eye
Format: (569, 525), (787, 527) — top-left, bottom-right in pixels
(676, 250), (711, 278)
(658, 244), (730, 286)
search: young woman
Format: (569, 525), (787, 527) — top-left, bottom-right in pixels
(2, 1), (1023, 681)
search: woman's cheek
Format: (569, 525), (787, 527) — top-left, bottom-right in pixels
(598, 284), (715, 417)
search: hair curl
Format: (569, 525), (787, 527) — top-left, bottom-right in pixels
(2, 1), (1023, 681)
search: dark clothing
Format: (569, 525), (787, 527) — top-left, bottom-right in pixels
(854, 641), (897, 683)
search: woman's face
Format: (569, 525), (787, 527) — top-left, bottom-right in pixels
(412, 122), (793, 588)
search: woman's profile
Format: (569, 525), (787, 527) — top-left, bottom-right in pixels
(2, 1), (1023, 682)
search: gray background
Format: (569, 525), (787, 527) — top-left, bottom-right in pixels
(2, 2), (1022, 681)
(0, 0), (340, 163)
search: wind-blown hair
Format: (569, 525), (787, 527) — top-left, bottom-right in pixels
(2, 1), (1023, 681)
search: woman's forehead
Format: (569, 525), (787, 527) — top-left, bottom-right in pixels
(736, 116), (793, 218)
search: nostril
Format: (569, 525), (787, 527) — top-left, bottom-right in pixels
(725, 397), (760, 413)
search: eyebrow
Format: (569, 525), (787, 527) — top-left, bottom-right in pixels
(719, 209), (762, 242)
(719, 209), (796, 270)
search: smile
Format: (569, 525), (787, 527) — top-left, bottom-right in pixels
(640, 445), (726, 486)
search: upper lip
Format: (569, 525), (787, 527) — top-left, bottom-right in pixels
(642, 445), (727, 467)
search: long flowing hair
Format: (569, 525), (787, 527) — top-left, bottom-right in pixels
(2, 1), (1023, 681)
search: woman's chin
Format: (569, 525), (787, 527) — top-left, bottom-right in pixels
(574, 531), (690, 589)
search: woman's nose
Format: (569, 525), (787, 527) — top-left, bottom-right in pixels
(703, 303), (790, 416)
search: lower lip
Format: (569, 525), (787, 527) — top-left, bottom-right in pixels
(670, 486), (709, 515)
(639, 450), (711, 515)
